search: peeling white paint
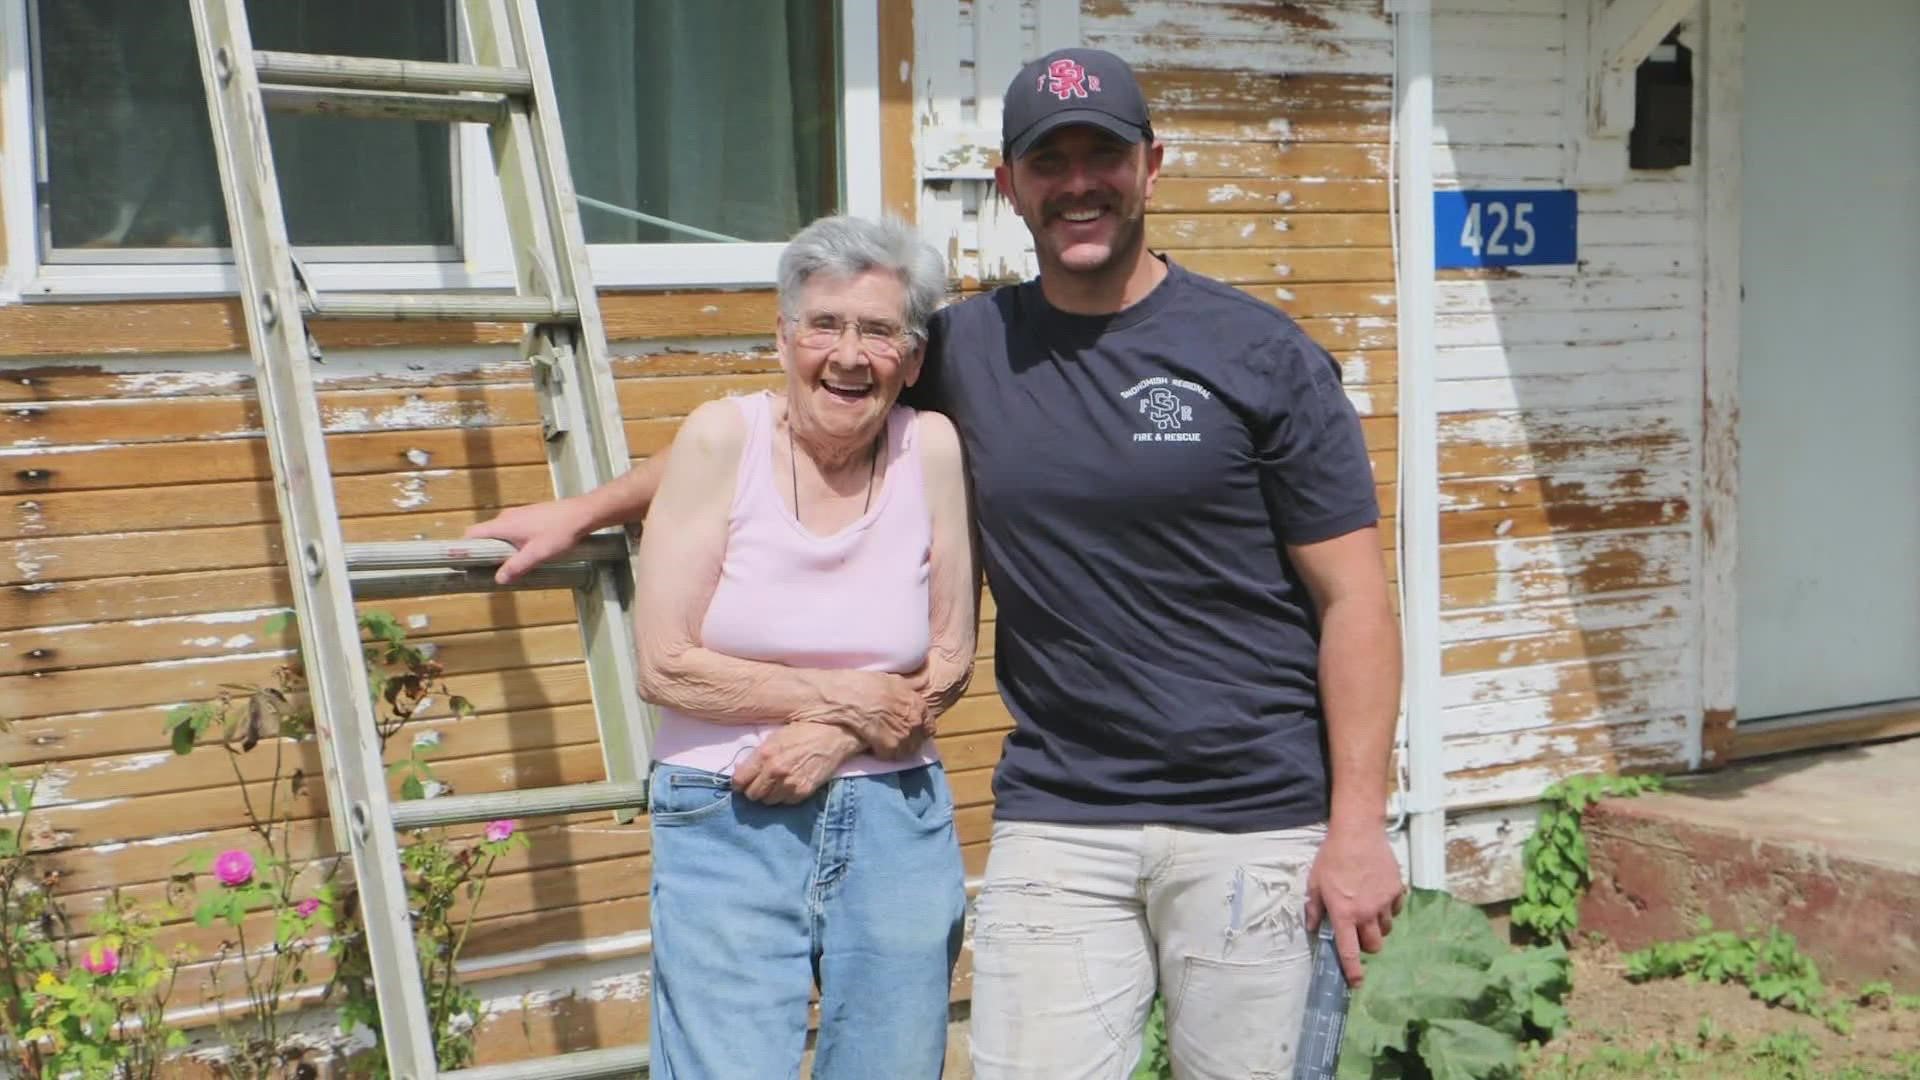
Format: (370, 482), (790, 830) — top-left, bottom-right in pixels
(392, 475), (432, 511)
(13, 547), (57, 582)
(115, 370), (248, 396)
(15, 500), (46, 535)
(222, 634), (255, 649)
(1207, 183), (1248, 205)
(1239, 222), (1256, 239)
(898, 59), (910, 82)
(86, 829), (215, 855)
(185, 636), (223, 648)
(407, 614), (430, 630)
(97, 751), (174, 775)
(131, 608), (279, 629)
(405, 448), (431, 467)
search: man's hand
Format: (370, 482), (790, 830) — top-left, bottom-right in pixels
(464, 495), (599, 585)
(733, 722), (863, 804)
(1305, 823), (1406, 987)
(821, 671), (929, 759)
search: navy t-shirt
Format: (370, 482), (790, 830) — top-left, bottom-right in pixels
(909, 259), (1379, 832)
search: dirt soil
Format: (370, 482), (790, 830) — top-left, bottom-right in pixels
(1529, 945), (1920, 1076)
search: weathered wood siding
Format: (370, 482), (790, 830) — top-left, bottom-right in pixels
(1434, 0), (1706, 900)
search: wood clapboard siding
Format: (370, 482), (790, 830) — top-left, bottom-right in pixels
(1428, 0), (1706, 897)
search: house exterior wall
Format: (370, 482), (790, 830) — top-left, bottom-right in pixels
(1432, 0), (1710, 901)
(0, 0), (1744, 1066)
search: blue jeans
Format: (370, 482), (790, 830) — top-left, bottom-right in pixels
(647, 761), (966, 1079)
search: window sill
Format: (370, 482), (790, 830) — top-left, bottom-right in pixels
(5, 245), (787, 303)
(12, 261), (518, 303)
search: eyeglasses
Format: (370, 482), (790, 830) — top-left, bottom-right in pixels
(788, 313), (916, 361)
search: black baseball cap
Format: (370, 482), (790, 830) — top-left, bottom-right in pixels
(1001, 48), (1153, 161)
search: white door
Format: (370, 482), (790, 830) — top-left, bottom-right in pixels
(1736, 0), (1920, 720)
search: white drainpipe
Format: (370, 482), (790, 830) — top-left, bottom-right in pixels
(1392, 0), (1447, 891)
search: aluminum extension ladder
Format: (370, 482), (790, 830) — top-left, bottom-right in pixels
(188, 1), (653, 1076)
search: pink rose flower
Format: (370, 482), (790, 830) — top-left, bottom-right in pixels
(296, 898), (321, 919)
(80, 944), (119, 976)
(483, 820), (516, 843)
(214, 849), (255, 887)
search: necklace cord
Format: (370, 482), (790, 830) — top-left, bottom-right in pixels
(788, 411), (881, 528)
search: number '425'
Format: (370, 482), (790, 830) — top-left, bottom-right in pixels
(1460, 200), (1538, 257)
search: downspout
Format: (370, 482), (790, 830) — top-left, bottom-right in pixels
(1392, 0), (1447, 891)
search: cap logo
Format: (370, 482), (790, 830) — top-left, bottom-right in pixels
(1038, 58), (1100, 100)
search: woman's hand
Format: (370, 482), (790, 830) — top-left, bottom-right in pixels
(733, 722), (864, 804)
(822, 671), (929, 759)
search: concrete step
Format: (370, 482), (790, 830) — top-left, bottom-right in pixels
(1579, 735), (1920, 990)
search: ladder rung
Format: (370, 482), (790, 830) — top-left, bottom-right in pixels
(254, 50), (534, 96)
(391, 781), (651, 831)
(349, 565), (600, 599)
(444, 1044), (650, 1080)
(260, 84), (507, 125)
(304, 292), (579, 321)
(345, 534), (628, 574)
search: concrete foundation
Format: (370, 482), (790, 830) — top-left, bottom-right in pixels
(1580, 736), (1920, 990)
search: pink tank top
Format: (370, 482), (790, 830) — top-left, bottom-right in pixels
(653, 391), (939, 777)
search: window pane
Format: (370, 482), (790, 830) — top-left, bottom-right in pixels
(35, 0), (453, 254)
(538, 0), (840, 245)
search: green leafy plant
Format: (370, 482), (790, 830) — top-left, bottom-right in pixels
(1338, 888), (1570, 1079)
(164, 611), (493, 1078)
(1856, 980), (1920, 1012)
(1511, 774), (1663, 942)
(1624, 920), (1854, 1033)
(23, 896), (188, 1080)
(1130, 996), (1170, 1079)
(166, 666), (338, 1079)
(330, 819), (528, 1077)
(1, 769), (184, 1079)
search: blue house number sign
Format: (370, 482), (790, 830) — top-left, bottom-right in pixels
(1433, 190), (1577, 268)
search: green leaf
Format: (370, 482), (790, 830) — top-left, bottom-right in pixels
(265, 611), (294, 635)
(401, 775), (426, 801)
(1419, 1017), (1523, 1080)
(170, 717), (197, 756)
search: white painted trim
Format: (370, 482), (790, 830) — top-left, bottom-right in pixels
(1393, 0), (1446, 890)
(1, 0), (36, 302)
(1695, 0), (1742, 767)
(840, 0), (885, 222)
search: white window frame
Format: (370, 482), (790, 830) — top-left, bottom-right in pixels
(0, 0), (881, 302)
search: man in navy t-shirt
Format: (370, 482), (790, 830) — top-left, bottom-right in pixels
(916, 49), (1404, 1078)
(468, 46), (1403, 1079)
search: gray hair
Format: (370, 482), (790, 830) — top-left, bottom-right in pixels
(776, 215), (948, 339)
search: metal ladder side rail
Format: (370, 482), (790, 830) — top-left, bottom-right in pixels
(189, 1), (439, 1074)
(465, 0), (654, 826)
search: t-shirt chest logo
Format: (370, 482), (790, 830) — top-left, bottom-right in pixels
(1119, 376), (1212, 444)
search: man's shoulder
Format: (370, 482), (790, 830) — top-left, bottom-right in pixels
(932, 283), (1027, 337)
(1165, 261), (1306, 342)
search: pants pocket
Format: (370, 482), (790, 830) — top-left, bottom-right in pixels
(1166, 951), (1311, 1080)
(647, 765), (734, 825)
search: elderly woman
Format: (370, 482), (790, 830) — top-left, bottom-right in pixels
(631, 215), (974, 1079)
